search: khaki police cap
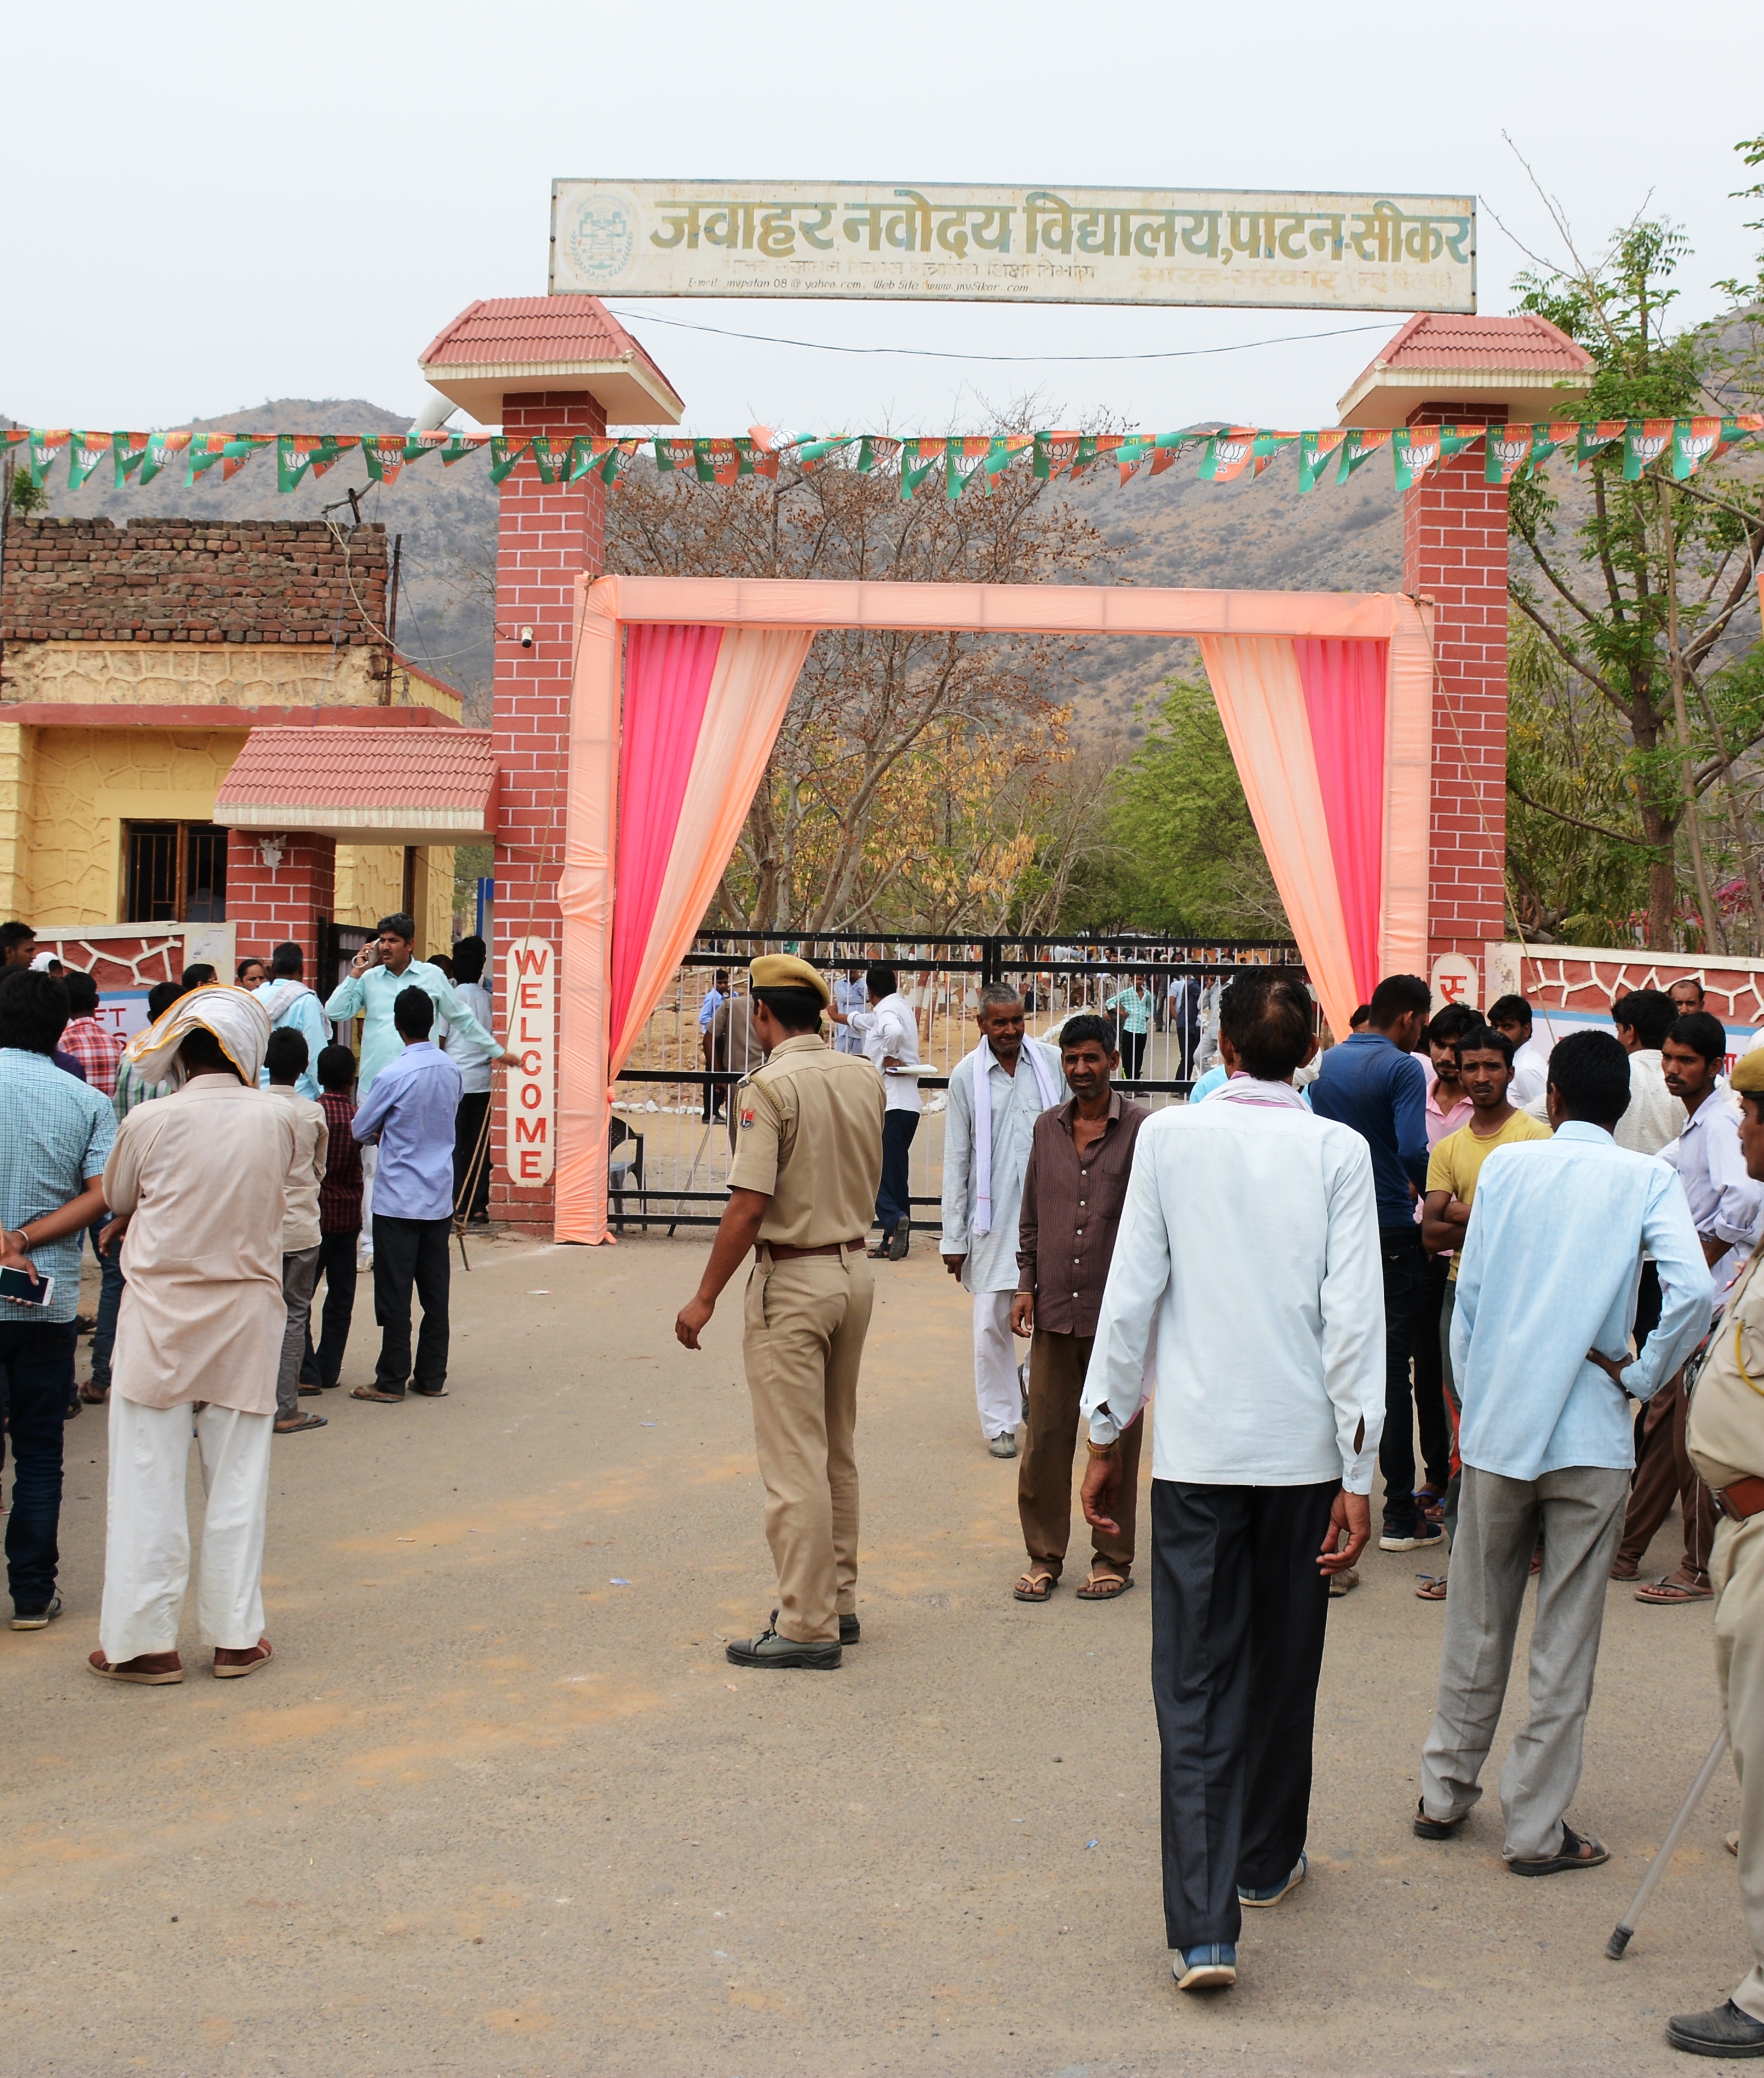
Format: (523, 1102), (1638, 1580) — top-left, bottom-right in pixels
(1732, 1048), (1764, 1096)
(749, 953), (831, 1008)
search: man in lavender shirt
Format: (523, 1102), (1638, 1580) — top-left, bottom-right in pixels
(349, 988), (462, 1405)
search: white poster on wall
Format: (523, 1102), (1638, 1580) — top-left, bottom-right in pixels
(503, 937), (555, 1188)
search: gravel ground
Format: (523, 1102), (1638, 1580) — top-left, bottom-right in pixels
(0, 1230), (1742, 2077)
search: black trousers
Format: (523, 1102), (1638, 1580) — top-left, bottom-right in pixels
(1409, 1250), (1454, 1493)
(1377, 1225), (1425, 1534)
(453, 1092), (492, 1220)
(1152, 1477), (1338, 1951)
(876, 1110), (918, 1234)
(300, 1228), (360, 1387)
(371, 1215), (451, 1395)
(0, 1319), (76, 1613)
(1119, 1030), (1147, 1080)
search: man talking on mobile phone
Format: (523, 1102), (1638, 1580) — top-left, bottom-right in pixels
(0, 965), (118, 1633)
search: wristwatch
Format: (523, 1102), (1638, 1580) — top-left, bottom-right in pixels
(1084, 1434), (1120, 1459)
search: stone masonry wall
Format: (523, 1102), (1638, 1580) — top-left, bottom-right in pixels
(1, 517), (389, 649)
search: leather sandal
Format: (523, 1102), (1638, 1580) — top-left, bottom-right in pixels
(1508, 1822), (1608, 1875)
(351, 1386), (405, 1403)
(213, 1638), (273, 1679)
(89, 1649), (183, 1685)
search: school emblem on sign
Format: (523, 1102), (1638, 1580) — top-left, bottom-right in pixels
(563, 192), (636, 282)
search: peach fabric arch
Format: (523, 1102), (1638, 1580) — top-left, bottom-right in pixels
(556, 576), (1433, 1243)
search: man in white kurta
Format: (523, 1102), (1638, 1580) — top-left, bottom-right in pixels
(90, 987), (300, 1685)
(940, 986), (1066, 1454)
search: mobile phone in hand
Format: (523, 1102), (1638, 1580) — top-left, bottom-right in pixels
(0, 1267), (53, 1308)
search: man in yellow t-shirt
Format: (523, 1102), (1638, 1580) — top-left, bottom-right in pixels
(1419, 1025), (1552, 1587)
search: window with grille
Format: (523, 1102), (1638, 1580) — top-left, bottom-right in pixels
(124, 823), (228, 924)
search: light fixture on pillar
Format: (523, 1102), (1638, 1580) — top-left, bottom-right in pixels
(259, 835), (287, 870)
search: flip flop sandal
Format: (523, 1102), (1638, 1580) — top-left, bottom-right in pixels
(274, 1413), (327, 1434)
(1635, 1575), (1714, 1604)
(1076, 1569), (1133, 1601)
(351, 1386), (405, 1403)
(1414, 1575), (1449, 1601)
(1013, 1569), (1058, 1603)
(1509, 1824), (1608, 1875)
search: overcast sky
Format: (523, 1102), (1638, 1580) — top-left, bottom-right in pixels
(4, 0), (1758, 438)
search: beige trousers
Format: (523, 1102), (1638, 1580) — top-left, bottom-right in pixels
(741, 1248), (875, 1644)
(1714, 1513), (1764, 2022)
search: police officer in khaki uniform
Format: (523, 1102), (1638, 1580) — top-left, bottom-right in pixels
(675, 955), (884, 1671)
(1673, 1047), (1764, 2057)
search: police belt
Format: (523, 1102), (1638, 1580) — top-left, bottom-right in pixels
(756, 1240), (866, 1263)
(1714, 1475), (1764, 1524)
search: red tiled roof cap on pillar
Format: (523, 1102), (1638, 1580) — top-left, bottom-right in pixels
(417, 296), (684, 426)
(212, 726), (497, 846)
(1338, 312), (1596, 426)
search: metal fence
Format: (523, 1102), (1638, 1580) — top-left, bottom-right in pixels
(609, 933), (1306, 1232)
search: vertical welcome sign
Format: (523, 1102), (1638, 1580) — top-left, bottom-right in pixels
(504, 937), (556, 1186)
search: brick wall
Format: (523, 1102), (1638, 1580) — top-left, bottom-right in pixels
(1, 517), (388, 650)
(1401, 405), (1508, 988)
(489, 391), (607, 1235)
(224, 830), (336, 978)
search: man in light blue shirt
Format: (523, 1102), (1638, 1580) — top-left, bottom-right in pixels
(1418, 1028), (1713, 1873)
(254, 941), (330, 1101)
(348, 985), (463, 1403)
(323, 912), (516, 1099)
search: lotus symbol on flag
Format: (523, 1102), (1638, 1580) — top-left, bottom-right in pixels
(1217, 440), (1250, 467)
(1681, 432), (1717, 465)
(1493, 436), (1529, 472)
(1410, 438), (1439, 471)
(568, 196), (635, 282)
(1634, 432), (1669, 463)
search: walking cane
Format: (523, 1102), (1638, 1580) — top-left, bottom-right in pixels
(1605, 1726), (1731, 1959)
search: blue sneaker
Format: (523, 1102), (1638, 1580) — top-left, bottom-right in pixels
(1171, 1942), (1237, 1991)
(1239, 1849), (1307, 1907)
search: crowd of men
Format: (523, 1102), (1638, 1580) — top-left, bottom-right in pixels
(0, 912), (515, 1681)
(677, 951), (1764, 2058)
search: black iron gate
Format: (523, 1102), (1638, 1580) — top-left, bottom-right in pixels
(608, 933), (1306, 1232)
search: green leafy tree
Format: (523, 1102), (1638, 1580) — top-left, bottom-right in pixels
(1067, 676), (1288, 937)
(1505, 152), (1764, 951)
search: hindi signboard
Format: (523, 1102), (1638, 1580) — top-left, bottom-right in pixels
(549, 180), (1476, 313)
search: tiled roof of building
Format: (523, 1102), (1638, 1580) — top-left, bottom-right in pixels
(1347, 311), (1594, 389)
(214, 727), (497, 842)
(419, 296), (675, 391)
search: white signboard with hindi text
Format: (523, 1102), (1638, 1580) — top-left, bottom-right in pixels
(550, 180), (1476, 313)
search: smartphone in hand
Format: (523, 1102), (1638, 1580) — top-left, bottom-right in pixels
(0, 1267), (53, 1308)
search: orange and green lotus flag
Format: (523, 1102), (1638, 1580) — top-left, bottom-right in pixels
(732, 437), (780, 481)
(566, 436), (626, 485)
(795, 435), (855, 471)
(276, 434), (359, 492)
(362, 434), (423, 485)
(944, 436), (991, 498)
(1333, 428), (1391, 483)
(1391, 423), (1482, 489)
(111, 431), (152, 486)
(67, 432), (111, 491)
(489, 435), (533, 485)
(985, 434), (1033, 487)
(1485, 426), (1536, 486)
(651, 438), (698, 477)
(1296, 428), (1348, 492)
(1033, 431), (1083, 480)
(1669, 417), (1760, 479)
(855, 436), (897, 476)
(1199, 429), (1260, 483)
(1623, 420), (1674, 480)
(432, 431), (486, 467)
(187, 432), (270, 485)
(899, 438), (946, 500)
(134, 431), (190, 486)
(23, 430), (70, 488)
(1575, 422), (1625, 472)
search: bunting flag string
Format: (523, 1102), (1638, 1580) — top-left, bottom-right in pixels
(5, 415), (1760, 503)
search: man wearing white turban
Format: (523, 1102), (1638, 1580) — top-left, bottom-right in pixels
(88, 986), (300, 1685)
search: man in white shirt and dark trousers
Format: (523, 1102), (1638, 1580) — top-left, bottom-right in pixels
(940, 985), (1066, 1458)
(1418, 1031), (1712, 1870)
(448, 936), (496, 1223)
(1609, 988), (1686, 1385)
(1079, 970), (1384, 1994)
(831, 964), (921, 1260)
(1612, 1008), (1760, 1602)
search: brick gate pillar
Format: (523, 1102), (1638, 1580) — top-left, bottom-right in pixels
(1337, 312), (1594, 1013)
(225, 829), (336, 980)
(1401, 406), (1509, 1001)
(488, 391), (606, 1237)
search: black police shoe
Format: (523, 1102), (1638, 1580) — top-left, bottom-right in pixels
(728, 1623), (841, 1670)
(1667, 2002), (1764, 2057)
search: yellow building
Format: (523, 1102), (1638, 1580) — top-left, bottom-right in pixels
(0, 514), (464, 962)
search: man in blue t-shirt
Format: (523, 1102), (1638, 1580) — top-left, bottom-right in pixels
(1309, 973), (1436, 1554)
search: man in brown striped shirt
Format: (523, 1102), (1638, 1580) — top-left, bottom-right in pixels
(1012, 1013), (1151, 1603)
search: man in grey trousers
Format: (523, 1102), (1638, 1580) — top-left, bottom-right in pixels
(1416, 1030), (1712, 1871)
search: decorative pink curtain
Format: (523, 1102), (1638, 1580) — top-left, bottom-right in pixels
(607, 624), (815, 1077)
(1294, 638), (1388, 1006)
(1196, 635), (1388, 1040)
(606, 623), (724, 1054)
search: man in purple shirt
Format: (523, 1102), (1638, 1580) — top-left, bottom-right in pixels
(1308, 973), (1438, 1555)
(349, 988), (462, 1404)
